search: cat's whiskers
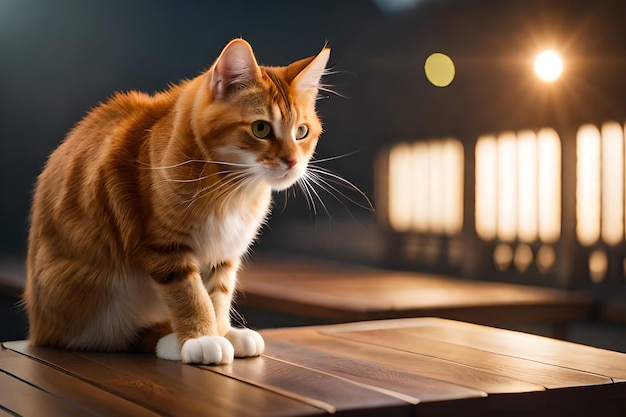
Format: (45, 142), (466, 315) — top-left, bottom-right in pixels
(141, 159), (255, 171)
(295, 177), (318, 216)
(182, 168), (258, 211)
(163, 169), (232, 184)
(282, 157), (374, 221)
(307, 149), (364, 165)
(307, 166), (374, 211)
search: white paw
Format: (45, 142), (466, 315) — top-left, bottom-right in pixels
(225, 328), (265, 358)
(181, 336), (234, 365)
(156, 333), (182, 361)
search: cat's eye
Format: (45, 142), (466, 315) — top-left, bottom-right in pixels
(296, 124), (309, 140)
(251, 121), (273, 139)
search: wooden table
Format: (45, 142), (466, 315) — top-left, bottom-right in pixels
(2, 318), (626, 416)
(238, 257), (592, 331)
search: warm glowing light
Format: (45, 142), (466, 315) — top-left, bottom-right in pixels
(476, 129), (562, 244)
(388, 139), (463, 235)
(536, 245), (556, 272)
(537, 128), (561, 243)
(589, 249), (608, 284)
(442, 140), (464, 234)
(517, 131), (538, 242)
(497, 132), (517, 242)
(601, 122), (624, 245)
(411, 143), (430, 231)
(493, 244), (513, 271)
(428, 142), (445, 233)
(514, 243), (534, 273)
(388, 144), (413, 231)
(424, 53), (455, 87)
(534, 50), (563, 82)
(475, 136), (498, 240)
(576, 125), (601, 246)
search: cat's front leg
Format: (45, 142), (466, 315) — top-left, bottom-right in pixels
(146, 256), (235, 365)
(207, 260), (265, 358)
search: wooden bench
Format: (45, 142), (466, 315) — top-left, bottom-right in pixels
(2, 317), (626, 416)
(238, 255), (593, 337)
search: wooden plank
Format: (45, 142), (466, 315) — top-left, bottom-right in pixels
(262, 327), (542, 396)
(0, 407), (14, 417)
(375, 318), (626, 382)
(264, 320), (626, 416)
(314, 327), (611, 389)
(206, 355), (411, 417)
(0, 370), (94, 417)
(262, 329), (490, 403)
(3, 341), (324, 417)
(261, 343), (503, 417)
(0, 347), (159, 417)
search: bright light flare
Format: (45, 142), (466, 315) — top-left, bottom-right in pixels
(534, 50), (563, 82)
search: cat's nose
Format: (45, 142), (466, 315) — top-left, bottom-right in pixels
(283, 158), (297, 170)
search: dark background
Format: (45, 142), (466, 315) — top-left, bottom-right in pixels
(2, 0), (626, 260)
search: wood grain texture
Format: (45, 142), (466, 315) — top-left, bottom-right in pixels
(0, 369), (94, 417)
(319, 328), (612, 388)
(262, 328), (542, 396)
(409, 319), (626, 382)
(3, 341), (324, 417)
(0, 407), (14, 417)
(264, 341), (489, 403)
(324, 318), (626, 382)
(238, 257), (592, 324)
(0, 347), (159, 417)
(3, 317), (626, 417)
(319, 318), (626, 414)
(206, 355), (410, 417)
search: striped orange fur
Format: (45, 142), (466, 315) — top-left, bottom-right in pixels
(25, 39), (330, 364)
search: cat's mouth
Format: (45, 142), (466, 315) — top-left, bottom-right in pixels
(267, 165), (304, 191)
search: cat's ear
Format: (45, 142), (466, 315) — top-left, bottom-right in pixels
(290, 48), (331, 95)
(210, 39), (261, 99)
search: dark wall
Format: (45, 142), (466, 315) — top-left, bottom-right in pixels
(2, 0), (626, 258)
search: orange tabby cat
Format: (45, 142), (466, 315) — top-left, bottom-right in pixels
(25, 39), (330, 364)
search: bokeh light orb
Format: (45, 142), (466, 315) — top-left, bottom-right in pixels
(424, 53), (455, 87)
(534, 50), (563, 82)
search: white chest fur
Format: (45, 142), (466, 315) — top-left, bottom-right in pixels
(191, 189), (272, 264)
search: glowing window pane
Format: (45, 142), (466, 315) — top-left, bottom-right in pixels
(475, 136), (498, 240)
(517, 130), (538, 242)
(388, 139), (464, 236)
(537, 128), (562, 243)
(497, 132), (518, 242)
(576, 125), (601, 246)
(388, 144), (413, 231)
(442, 139), (464, 235)
(601, 122), (624, 245)
(428, 142), (445, 233)
(411, 143), (430, 232)
(622, 125), (626, 240)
